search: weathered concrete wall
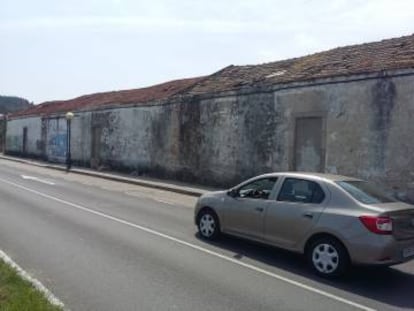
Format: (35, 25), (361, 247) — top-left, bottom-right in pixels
(98, 107), (159, 169)
(45, 117), (68, 163)
(6, 73), (414, 202)
(196, 93), (284, 186)
(275, 74), (414, 202)
(6, 117), (42, 157)
(71, 113), (92, 166)
(325, 75), (414, 202)
(67, 93), (282, 187)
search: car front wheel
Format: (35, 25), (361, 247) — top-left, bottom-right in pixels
(197, 210), (220, 240)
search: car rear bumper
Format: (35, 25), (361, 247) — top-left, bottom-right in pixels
(347, 234), (414, 266)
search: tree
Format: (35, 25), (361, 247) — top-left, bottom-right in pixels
(0, 95), (32, 114)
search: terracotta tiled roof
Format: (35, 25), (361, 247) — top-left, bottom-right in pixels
(188, 34), (414, 94)
(12, 77), (203, 117)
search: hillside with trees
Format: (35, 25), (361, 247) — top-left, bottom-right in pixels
(0, 96), (32, 114)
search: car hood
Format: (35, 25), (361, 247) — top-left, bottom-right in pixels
(200, 190), (228, 200)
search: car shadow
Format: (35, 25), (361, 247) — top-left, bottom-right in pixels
(195, 233), (414, 309)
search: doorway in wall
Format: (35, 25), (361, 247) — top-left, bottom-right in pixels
(293, 117), (325, 172)
(91, 126), (101, 169)
(22, 127), (28, 155)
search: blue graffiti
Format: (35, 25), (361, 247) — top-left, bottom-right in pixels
(48, 134), (67, 158)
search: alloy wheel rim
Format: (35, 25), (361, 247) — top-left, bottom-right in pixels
(199, 214), (216, 237)
(312, 243), (339, 274)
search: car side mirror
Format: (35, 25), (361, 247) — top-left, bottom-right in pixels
(227, 189), (238, 198)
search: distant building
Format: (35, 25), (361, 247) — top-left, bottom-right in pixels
(6, 34), (414, 202)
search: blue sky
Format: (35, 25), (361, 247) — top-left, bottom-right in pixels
(1, 0), (413, 104)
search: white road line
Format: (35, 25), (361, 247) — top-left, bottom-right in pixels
(0, 249), (66, 310)
(0, 177), (376, 311)
(153, 198), (175, 205)
(21, 175), (55, 185)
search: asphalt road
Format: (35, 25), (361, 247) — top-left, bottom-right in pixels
(0, 159), (413, 311)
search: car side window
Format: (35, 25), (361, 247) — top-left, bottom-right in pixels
(238, 177), (278, 200)
(277, 178), (325, 204)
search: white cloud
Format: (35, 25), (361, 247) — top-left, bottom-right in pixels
(2, 0), (413, 37)
(0, 16), (266, 34)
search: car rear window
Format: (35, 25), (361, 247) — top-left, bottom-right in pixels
(336, 181), (397, 204)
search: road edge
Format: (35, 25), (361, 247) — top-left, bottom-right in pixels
(0, 249), (67, 310)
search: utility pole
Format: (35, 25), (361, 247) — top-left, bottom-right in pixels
(65, 112), (74, 171)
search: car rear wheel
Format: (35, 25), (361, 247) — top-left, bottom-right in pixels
(197, 209), (220, 240)
(307, 237), (349, 277)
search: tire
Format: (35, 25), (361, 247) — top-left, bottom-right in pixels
(197, 209), (220, 240)
(306, 236), (349, 278)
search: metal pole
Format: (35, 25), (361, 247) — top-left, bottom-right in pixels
(66, 119), (71, 171)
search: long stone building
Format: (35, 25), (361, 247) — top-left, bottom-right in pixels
(6, 34), (414, 202)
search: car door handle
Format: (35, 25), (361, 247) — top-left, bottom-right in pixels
(303, 212), (313, 219)
(255, 207), (264, 212)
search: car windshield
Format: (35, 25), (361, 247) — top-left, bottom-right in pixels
(336, 180), (397, 204)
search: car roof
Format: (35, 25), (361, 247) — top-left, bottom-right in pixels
(257, 171), (362, 182)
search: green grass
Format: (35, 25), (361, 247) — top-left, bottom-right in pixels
(0, 259), (62, 311)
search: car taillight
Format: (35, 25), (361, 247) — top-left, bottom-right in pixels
(359, 216), (393, 235)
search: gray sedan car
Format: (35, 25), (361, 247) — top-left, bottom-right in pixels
(194, 172), (414, 277)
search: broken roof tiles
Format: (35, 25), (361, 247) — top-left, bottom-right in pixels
(187, 34), (414, 94)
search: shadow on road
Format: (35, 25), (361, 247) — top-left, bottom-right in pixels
(195, 233), (414, 309)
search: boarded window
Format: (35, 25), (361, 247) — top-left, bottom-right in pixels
(22, 127), (28, 154)
(294, 117), (324, 172)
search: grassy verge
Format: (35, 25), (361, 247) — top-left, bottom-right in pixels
(0, 259), (62, 311)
